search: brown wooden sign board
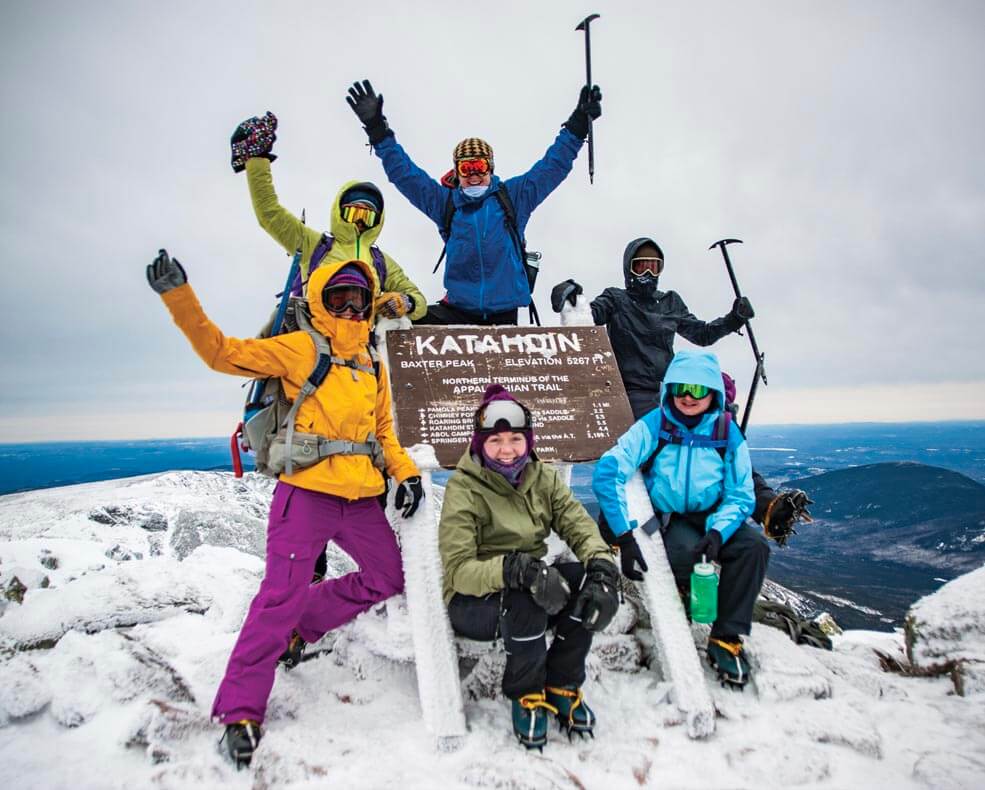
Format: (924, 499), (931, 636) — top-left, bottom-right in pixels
(385, 326), (635, 468)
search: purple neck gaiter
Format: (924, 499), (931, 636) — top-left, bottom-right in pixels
(482, 450), (530, 487)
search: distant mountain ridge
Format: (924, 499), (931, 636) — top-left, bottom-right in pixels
(768, 462), (985, 629)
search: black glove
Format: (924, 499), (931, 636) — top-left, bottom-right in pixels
(563, 84), (603, 140)
(764, 489), (814, 547)
(394, 476), (424, 518)
(502, 552), (571, 616)
(571, 559), (619, 632)
(346, 80), (392, 145)
(730, 296), (755, 322)
(598, 520), (648, 582)
(146, 249), (187, 294)
(693, 530), (723, 564)
(230, 112), (278, 174)
(550, 279), (584, 313)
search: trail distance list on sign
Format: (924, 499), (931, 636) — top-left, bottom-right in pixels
(385, 327), (635, 468)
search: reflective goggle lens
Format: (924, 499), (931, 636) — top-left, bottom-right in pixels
(456, 157), (491, 179)
(630, 257), (664, 277)
(322, 285), (370, 314)
(477, 399), (530, 431)
(341, 203), (378, 227)
(671, 382), (711, 399)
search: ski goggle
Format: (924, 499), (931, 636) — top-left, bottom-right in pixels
(322, 284), (371, 316)
(341, 203), (378, 228)
(670, 382), (712, 399)
(630, 257), (664, 277)
(456, 157), (492, 179)
(475, 399), (532, 432)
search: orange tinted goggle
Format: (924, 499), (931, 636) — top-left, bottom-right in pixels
(322, 284), (371, 314)
(630, 256), (664, 277)
(456, 157), (491, 179)
(341, 203), (378, 228)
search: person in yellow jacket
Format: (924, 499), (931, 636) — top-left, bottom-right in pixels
(147, 250), (423, 768)
(231, 110), (427, 321)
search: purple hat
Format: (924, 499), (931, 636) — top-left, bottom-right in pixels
(328, 263), (370, 290)
(469, 384), (534, 459)
(721, 372), (736, 406)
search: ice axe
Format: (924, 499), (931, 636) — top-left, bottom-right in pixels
(709, 238), (766, 433)
(575, 13), (600, 184)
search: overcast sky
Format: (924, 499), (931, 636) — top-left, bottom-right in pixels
(1, 0), (983, 442)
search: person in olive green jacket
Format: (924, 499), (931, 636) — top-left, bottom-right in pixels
(439, 384), (619, 750)
(230, 111), (427, 321)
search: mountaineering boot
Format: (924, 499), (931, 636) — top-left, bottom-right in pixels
(545, 685), (596, 739)
(707, 637), (751, 689)
(278, 630), (306, 670)
(222, 719), (262, 768)
(511, 692), (558, 751)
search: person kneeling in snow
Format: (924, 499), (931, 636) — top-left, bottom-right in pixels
(439, 385), (619, 749)
(592, 351), (768, 689)
(147, 251), (423, 768)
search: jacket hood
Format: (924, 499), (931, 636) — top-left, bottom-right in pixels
(330, 180), (386, 249)
(622, 236), (665, 290)
(661, 351), (726, 412)
(306, 258), (375, 353)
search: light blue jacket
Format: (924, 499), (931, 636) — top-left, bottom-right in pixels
(373, 129), (583, 316)
(592, 350), (755, 542)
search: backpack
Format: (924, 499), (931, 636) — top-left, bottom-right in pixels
(232, 297), (384, 478)
(287, 234), (388, 299)
(433, 187), (542, 326)
(639, 411), (733, 477)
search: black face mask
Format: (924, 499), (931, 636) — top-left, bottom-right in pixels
(628, 274), (659, 297)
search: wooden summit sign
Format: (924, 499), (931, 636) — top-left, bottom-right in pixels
(385, 326), (635, 468)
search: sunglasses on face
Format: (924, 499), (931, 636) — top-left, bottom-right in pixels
(322, 284), (371, 315)
(475, 399), (531, 432)
(341, 203), (378, 228)
(670, 382), (711, 400)
(630, 256), (664, 277)
(456, 157), (491, 179)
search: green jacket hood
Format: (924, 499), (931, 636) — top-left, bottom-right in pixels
(330, 179), (386, 249)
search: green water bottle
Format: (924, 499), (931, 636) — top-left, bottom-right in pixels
(689, 556), (718, 624)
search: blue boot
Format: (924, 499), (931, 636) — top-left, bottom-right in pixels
(511, 692), (558, 751)
(545, 685), (596, 739)
(707, 637), (751, 689)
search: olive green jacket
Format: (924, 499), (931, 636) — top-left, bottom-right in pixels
(439, 451), (613, 604)
(245, 158), (427, 320)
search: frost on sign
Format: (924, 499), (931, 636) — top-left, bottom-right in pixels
(385, 327), (634, 468)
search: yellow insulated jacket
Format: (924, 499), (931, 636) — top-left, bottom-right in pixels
(161, 258), (419, 499)
(246, 158), (426, 320)
(438, 451), (613, 604)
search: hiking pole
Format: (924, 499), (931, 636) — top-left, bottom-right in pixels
(575, 13), (600, 184)
(709, 238), (766, 434)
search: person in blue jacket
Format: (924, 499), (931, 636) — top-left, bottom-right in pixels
(592, 350), (769, 687)
(346, 79), (602, 325)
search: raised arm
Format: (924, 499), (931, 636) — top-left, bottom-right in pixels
(245, 158), (321, 257)
(674, 292), (753, 347)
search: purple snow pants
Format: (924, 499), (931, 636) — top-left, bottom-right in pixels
(212, 482), (404, 724)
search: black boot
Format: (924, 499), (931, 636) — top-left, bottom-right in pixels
(222, 720), (261, 768)
(278, 630), (306, 670)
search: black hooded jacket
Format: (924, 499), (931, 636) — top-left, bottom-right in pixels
(590, 237), (743, 393)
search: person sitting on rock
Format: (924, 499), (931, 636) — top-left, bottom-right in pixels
(592, 350), (767, 689)
(439, 384), (619, 749)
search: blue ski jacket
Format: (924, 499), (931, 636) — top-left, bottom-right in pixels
(592, 350), (755, 542)
(373, 129), (584, 316)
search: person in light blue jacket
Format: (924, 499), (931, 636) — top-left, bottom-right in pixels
(592, 350), (768, 688)
(346, 79), (602, 324)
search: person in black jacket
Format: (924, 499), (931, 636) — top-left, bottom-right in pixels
(551, 238), (811, 579)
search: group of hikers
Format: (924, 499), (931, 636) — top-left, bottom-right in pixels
(145, 78), (812, 767)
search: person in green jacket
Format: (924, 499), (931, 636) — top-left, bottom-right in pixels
(230, 111), (427, 321)
(439, 384), (619, 750)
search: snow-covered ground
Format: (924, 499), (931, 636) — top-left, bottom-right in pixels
(1, 471), (984, 789)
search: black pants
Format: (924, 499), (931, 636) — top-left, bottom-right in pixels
(413, 301), (518, 326)
(663, 514), (769, 638)
(447, 563), (592, 699)
(626, 387), (661, 421)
